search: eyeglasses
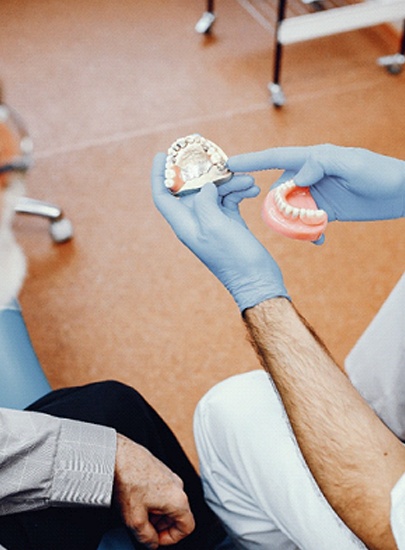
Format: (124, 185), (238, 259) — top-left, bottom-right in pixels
(0, 102), (33, 177)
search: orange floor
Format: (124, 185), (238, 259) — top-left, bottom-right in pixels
(1, 0), (404, 465)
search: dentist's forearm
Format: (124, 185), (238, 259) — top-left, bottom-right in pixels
(243, 298), (405, 550)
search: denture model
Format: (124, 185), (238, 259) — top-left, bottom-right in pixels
(262, 180), (328, 241)
(164, 134), (233, 196)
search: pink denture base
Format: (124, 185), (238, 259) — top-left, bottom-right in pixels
(262, 185), (328, 241)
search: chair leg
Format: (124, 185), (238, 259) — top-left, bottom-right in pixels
(268, 0), (287, 107)
(377, 20), (405, 74)
(15, 197), (74, 244)
(0, 86), (73, 244)
(195, 0), (216, 34)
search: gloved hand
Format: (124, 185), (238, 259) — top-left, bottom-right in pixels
(151, 153), (290, 312)
(228, 144), (405, 223)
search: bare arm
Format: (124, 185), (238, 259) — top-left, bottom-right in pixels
(151, 150), (405, 549)
(244, 298), (405, 549)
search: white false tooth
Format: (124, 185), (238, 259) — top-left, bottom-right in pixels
(285, 204), (293, 216)
(291, 207), (300, 218)
(315, 209), (325, 218)
(277, 200), (286, 213)
(278, 190), (287, 202)
(211, 153), (221, 164)
(275, 192), (283, 205)
(165, 178), (174, 188)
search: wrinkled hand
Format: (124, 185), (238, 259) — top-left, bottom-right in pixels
(114, 434), (195, 549)
(228, 144), (405, 223)
(151, 152), (289, 312)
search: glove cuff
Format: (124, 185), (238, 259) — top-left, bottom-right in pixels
(233, 283), (290, 313)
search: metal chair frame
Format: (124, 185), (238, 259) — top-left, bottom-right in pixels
(0, 88), (73, 243)
(195, 0), (405, 106)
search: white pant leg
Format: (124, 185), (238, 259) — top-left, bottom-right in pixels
(194, 371), (366, 550)
(345, 272), (405, 440)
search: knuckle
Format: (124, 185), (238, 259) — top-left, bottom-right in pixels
(172, 472), (184, 488)
(129, 512), (148, 531)
(173, 489), (191, 511)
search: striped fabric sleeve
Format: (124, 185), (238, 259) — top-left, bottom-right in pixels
(0, 408), (116, 515)
(51, 416), (116, 507)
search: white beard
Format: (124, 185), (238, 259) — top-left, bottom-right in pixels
(0, 176), (26, 308)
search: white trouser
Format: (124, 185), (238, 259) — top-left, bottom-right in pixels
(194, 273), (405, 550)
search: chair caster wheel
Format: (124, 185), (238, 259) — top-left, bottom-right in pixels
(387, 64), (403, 75)
(377, 53), (405, 75)
(195, 12), (216, 34)
(50, 218), (73, 243)
(268, 83), (286, 108)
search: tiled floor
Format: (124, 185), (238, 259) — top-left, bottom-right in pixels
(1, 0), (404, 464)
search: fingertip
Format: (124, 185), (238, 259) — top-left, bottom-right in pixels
(252, 184), (261, 197)
(312, 234), (325, 245)
(226, 155), (242, 172)
(293, 172), (308, 188)
(227, 153), (266, 173)
(200, 181), (217, 196)
(241, 184), (261, 199)
(293, 156), (324, 187)
(270, 171), (297, 190)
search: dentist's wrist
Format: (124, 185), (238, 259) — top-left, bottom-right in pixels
(230, 276), (290, 313)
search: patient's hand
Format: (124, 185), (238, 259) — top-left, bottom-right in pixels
(113, 434), (195, 549)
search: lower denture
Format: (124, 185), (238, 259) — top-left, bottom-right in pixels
(262, 180), (328, 241)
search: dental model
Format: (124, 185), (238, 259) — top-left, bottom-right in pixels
(262, 180), (328, 241)
(164, 134), (233, 195)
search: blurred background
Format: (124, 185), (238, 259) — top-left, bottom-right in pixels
(1, 0), (404, 465)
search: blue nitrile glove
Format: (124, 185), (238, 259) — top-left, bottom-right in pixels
(151, 153), (290, 312)
(228, 144), (405, 223)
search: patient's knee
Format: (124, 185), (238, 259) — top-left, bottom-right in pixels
(194, 370), (281, 444)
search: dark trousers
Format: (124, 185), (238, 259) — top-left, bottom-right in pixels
(0, 381), (226, 550)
